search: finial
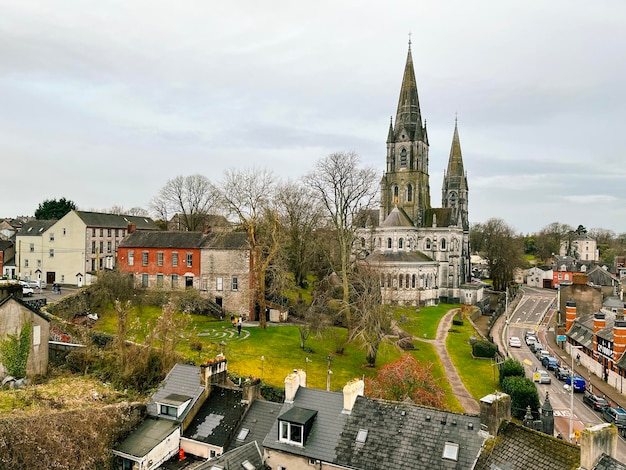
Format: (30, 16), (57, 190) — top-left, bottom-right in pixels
(390, 116), (393, 124)
(455, 112), (458, 125)
(408, 32), (412, 50)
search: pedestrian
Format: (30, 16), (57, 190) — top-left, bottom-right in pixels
(58, 285), (61, 295)
(237, 322), (242, 337)
(576, 353), (580, 366)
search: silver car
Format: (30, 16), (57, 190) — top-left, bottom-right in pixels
(533, 369), (551, 384)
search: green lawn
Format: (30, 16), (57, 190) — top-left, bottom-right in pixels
(446, 320), (500, 400)
(395, 303), (461, 339)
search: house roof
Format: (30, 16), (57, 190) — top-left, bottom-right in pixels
(74, 211), (158, 230)
(114, 418), (179, 458)
(0, 240), (12, 251)
(148, 364), (206, 421)
(200, 232), (249, 250)
(593, 452), (626, 469)
(18, 219), (56, 236)
(195, 441), (265, 470)
(474, 421), (580, 470)
(119, 231), (207, 249)
(0, 295), (51, 323)
(365, 250), (435, 264)
(228, 400), (283, 452)
(567, 317), (595, 349)
(183, 385), (246, 447)
(262, 386), (346, 462)
(335, 396), (484, 470)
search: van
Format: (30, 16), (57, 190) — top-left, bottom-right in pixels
(566, 376), (586, 393)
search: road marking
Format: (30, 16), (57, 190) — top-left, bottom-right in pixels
(554, 409), (571, 418)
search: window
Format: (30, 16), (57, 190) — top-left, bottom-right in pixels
(91, 241), (96, 254)
(442, 442), (459, 461)
(142, 251), (148, 266)
(171, 274), (178, 288)
(37, 260), (41, 268)
(128, 251), (134, 266)
(186, 252), (193, 268)
(157, 252), (164, 266)
(399, 238), (403, 249)
(107, 241), (112, 253)
(400, 147), (407, 167)
(232, 277), (238, 291)
(216, 277), (223, 291)
(99, 241), (103, 253)
(387, 238), (392, 249)
(91, 259), (96, 271)
(24, 259), (29, 267)
(172, 252), (178, 267)
(393, 185), (399, 203)
(49, 249), (54, 258)
(407, 184), (413, 202)
(425, 238), (431, 249)
(29, 243), (34, 252)
(142, 274), (148, 287)
(107, 229), (112, 237)
(412, 274), (416, 288)
(92, 228), (96, 237)
(49, 233), (54, 241)
(159, 404), (177, 417)
(237, 428), (250, 441)
(279, 421), (304, 445)
(33, 325), (41, 346)
(356, 429), (368, 443)
(441, 238), (446, 250)
(99, 229), (103, 237)
(157, 274), (163, 287)
(62, 228), (66, 235)
(61, 275), (64, 282)
(99, 258), (103, 269)
(115, 229), (119, 237)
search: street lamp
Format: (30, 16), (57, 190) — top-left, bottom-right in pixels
(569, 344), (583, 443)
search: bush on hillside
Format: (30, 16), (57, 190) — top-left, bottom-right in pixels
(472, 340), (497, 358)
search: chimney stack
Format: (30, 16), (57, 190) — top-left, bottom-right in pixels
(284, 369), (306, 403)
(479, 392), (511, 436)
(200, 356), (228, 388)
(127, 222), (136, 234)
(613, 319), (626, 362)
(342, 379), (364, 414)
(565, 301), (577, 332)
(580, 423), (617, 470)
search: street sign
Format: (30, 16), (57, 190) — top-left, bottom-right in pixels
(557, 335), (566, 342)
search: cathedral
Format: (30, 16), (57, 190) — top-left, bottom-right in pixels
(357, 43), (472, 306)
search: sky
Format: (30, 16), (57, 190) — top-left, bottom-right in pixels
(2, 1), (626, 235)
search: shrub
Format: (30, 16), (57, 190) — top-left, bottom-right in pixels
(501, 376), (540, 419)
(175, 289), (213, 316)
(472, 340), (497, 358)
(499, 358), (525, 384)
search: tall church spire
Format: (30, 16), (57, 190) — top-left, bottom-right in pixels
(442, 118), (469, 230)
(445, 118), (467, 187)
(394, 44), (423, 141)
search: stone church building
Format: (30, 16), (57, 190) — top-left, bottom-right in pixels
(357, 44), (472, 306)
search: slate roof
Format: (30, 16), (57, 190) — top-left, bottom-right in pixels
(474, 422), (580, 470)
(567, 316), (595, 349)
(262, 386), (346, 462)
(147, 364), (206, 421)
(593, 452), (626, 470)
(114, 418), (179, 458)
(119, 231), (207, 249)
(365, 250), (435, 264)
(228, 400), (283, 451)
(0, 240), (12, 251)
(200, 232), (249, 250)
(424, 207), (453, 227)
(380, 206), (414, 228)
(195, 441), (265, 470)
(335, 396), (484, 470)
(18, 219), (56, 236)
(0, 295), (51, 323)
(183, 385), (246, 447)
(74, 211), (158, 230)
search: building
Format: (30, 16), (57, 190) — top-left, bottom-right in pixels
(560, 234), (599, 262)
(15, 211), (158, 287)
(526, 266), (554, 288)
(356, 43), (471, 306)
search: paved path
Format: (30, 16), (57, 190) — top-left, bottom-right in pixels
(411, 308), (481, 415)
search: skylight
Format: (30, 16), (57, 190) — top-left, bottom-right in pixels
(241, 461), (255, 470)
(442, 441), (459, 461)
(237, 428), (250, 441)
(356, 429), (368, 443)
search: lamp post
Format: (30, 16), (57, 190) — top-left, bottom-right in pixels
(569, 344), (583, 443)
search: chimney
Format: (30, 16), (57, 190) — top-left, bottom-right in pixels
(127, 222), (136, 234)
(580, 423), (617, 470)
(200, 356), (228, 388)
(242, 377), (262, 403)
(565, 301), (577, 332)
(593, 313), (606, 356)
(342, 378), (364, 414)
(284, 369), (306, 403)
(479, 392), (511, 436)
(573, 273), (587, 285)
(613, 319), (626, 362)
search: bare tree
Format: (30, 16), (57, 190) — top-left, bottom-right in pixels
(304, 151), (377, 330)
(481, 218), (525, 291)
(216, 168), (282, 328)
(150, 174), (219, 231)
(276, 181), (324, 288)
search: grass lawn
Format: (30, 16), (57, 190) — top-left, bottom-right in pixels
(395, 303), (461, 340)
(446, 320), (500, 400)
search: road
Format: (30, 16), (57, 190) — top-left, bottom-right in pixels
(500, 287), (626, 461)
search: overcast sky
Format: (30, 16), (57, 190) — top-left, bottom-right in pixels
(2, 1), (625, 234)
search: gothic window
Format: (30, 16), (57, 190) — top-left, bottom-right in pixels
(425, 238), (431, 250)
(449, 192), (457, 207)
(406, 275), (410, 288)
(399, 274), (403, 288)
(386, 273), (391, 288)
(361, 238), (366, 248)
(407, 184), (413, 202)
(399, 238), (403, 249)
(387, 238), (392, 249)
(441, 238), (446, 250)
(400, 148), (407, 168)
(393, 186), (399, 203)
(412, 274), (416, 288)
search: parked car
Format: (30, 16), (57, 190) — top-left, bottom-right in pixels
(554, 367), (571, 381)
(536, 349), (550, 361)
(601, 406), (626, 432)
(533, 369), (551, 384)
(27, 279), (46, 289)
(526, 335), (537, 347)
(565, 375), (586, 393)
(525, 330), (537, 340)
(531, 342), (544, 353)
(541, 356), (559, 371)
(19, 281), (34, 297)
(583, 392), (609, 412)
(509, 336), (522, 348)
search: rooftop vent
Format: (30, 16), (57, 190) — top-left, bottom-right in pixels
(468, 423), (474, 430)
(425, 415), (431, 422)
(356, 429), (368, 444)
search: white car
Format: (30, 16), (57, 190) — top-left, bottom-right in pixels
(509, 336), (522, 348)
(19, 281), (34, 297)
(27, 279), (46, 289)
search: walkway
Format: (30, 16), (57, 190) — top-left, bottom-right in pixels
(412, 308), (481, 415)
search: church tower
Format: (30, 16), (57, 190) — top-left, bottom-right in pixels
(442, 119), (469, 231)
(380, 42), (430, 227)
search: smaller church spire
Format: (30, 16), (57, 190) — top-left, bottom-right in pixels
(386, 116), (395, 143)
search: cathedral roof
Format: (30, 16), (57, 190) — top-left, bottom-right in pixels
(424, 208), (453, 227)
(443, 120), (468, 191)
(380, 206), (414, 228)
(366, 251), (434, 264)
(394, 44), (423, 141)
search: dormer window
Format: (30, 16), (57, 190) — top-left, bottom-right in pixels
(156, 393), (192, 419)
(278, 407), (317, 447)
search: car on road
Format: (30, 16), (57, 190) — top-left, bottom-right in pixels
(565, 375), (586, 392)
(509, 336), (522, 348)
(526, 335), (537, 347)
(531, 342), (544, 353)
(533, 369), (551, 384)
(19, 281), (34, 297)
(554, 366), (571, 381)
(536, 349), (550, 361)
(27, 279), (46, 289)
(601, 406), (626, 429)
(541, 356), (559, 371)
(582, 392), (609, 412)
